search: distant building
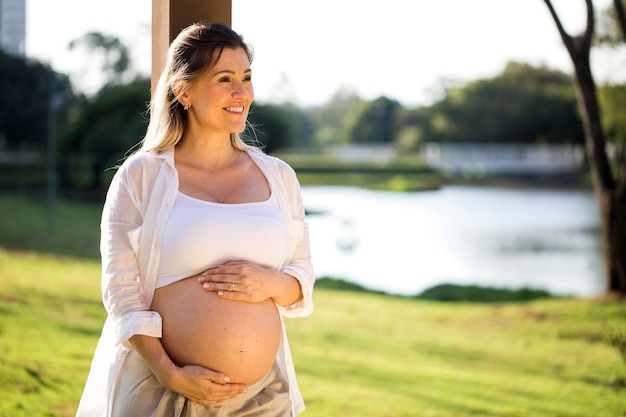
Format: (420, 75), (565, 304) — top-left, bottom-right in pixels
(422, 143), (585, 176)
(0, 0), (26, 56)
(333, 144), (396, 164)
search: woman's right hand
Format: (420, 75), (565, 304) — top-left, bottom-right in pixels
(164, 364), (248, 405)
(129, 334), (247, 405)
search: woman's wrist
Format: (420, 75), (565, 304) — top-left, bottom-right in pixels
(129, 334), (177, 387)
(153, 357), (178, 388)
(272, 272), (303, 307)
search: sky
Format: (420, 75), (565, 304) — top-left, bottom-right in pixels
(26, 0), (619, 107)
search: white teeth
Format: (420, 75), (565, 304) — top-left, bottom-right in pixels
(225, 107), (244, 112)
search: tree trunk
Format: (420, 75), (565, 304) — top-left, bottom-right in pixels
(598, 190), (626, 294)
(543, 0), (626, 296)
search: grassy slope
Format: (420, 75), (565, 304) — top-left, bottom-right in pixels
(1, 249), (624, 417)
(290, 290), (625, 417)
(0, 251), (103, 417)
(0, 194), (102, 259)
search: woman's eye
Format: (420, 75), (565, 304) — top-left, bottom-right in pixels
(244, 75), (252, 82)
(219, 77), (231, 83)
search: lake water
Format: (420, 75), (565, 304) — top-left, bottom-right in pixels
(301, 185), (606, 297)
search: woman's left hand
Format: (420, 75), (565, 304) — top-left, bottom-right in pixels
(198, 261), (280, 303)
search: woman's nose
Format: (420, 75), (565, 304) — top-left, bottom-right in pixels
(232, 81), (251, 98)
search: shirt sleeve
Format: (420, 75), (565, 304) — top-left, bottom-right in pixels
(276, 161), (315, 318)
(100, 159), (162, 346)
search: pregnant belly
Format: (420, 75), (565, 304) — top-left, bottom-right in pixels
(151, 277), (281, 384)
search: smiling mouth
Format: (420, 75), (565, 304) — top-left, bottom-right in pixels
(224, 106), (245, 113)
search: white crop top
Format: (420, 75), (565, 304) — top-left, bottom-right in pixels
(156, 190), (289, 288)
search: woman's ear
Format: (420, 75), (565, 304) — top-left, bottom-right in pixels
(172, 81), (189, 107)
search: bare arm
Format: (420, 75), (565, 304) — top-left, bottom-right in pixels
(129, 334), (247, 405)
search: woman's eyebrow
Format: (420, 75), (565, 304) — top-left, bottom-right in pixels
(212, 68), (252, 76)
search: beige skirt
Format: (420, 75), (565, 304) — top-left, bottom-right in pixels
(111, 349), (292, 417)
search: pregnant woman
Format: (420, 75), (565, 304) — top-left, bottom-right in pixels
(76, 22), (315, 417)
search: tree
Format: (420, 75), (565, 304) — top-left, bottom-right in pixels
(596, 0), (626, 46)
(0, 52), (77, 150)
(543, 0), (626, 296)
(275, 102), (316, 149)
(420, 62), (583, 144)
(348, 96), (401, 144)
(245, 103), (294, 153)
(68, 32), (133, 94)
(308, 87), (364, 147)
(598, 84), (626, 152)
(395, 106), (430, 152)
(59, 79), (150, 195)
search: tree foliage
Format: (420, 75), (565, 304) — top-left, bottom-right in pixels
(599, 83), (626, 146)
(245, 102), (314, 152)
(68, 32), (132, 90)
(0, 51), (78, 150)
(59, 79), (150, 192)
(596, 0), (626, 45)
(308, 87), (364, 147)
(348, 96), (401, 144)
(298, 62), (586, 151)
(5, 28), (626, 209)
(417, 62), (583, 144)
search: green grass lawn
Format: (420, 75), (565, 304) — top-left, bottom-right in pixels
(1, 249), (624, 417)
(0, 250), (103, 417)
(0, 194), (102, 259)
(0, 194), (625, 416)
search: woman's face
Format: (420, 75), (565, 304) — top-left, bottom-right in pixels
(183, 47), (254, 137)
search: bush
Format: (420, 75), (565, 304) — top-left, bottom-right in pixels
(415, 283), (554, 303)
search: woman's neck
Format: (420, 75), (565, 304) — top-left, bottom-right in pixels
(175, 132), (241, 170)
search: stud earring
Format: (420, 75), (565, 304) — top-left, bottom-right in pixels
(183, 103), (191, 111)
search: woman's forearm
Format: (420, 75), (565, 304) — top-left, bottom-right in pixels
(128, 333), (248, 403)
(128, 334), (176, 386)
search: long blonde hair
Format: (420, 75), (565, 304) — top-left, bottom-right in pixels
(140, 22), (255, 153)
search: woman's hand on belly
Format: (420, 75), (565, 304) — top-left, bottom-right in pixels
(129, 334), (247, 405)
(168, 363), (248, 405)
(198, 260), (303, 307)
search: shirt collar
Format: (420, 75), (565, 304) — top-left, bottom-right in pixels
(147, 148), (175, 167)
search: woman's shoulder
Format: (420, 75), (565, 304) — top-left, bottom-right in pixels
(118, 149), (173, 176)
(249, 149), (296, 178)
(249, 150), (301, 202)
